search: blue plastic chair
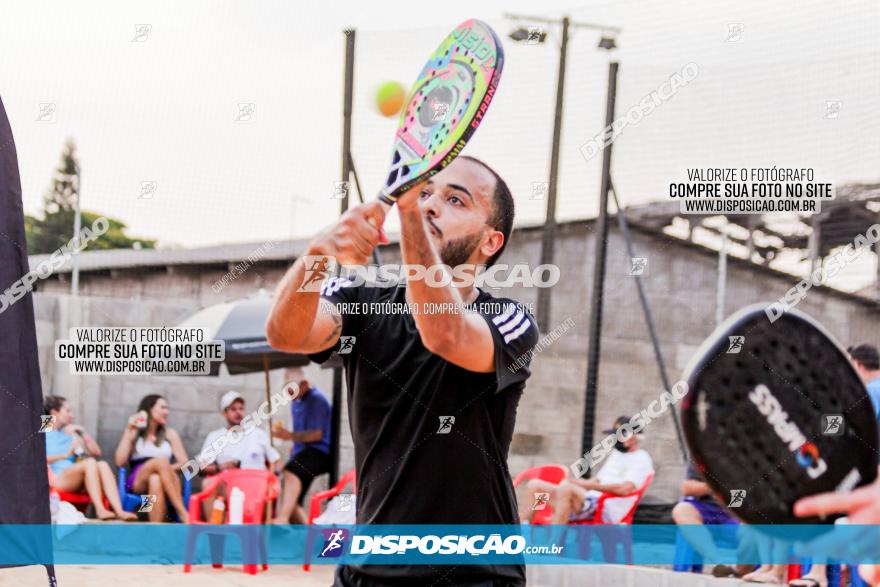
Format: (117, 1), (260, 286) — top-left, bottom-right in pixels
(673, 528), (704, 572)
(118, 466), (191, 520)
(673, 524), (740, 573)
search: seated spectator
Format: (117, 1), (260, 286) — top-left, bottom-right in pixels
(44, 395), (137, 521)
(196, 391), (282, 476)
(524, 415), (653, 524)
(672, 461), (751, 578)
(271, 368), (332, 524)
(848, 344), (880, 422)
(114, 394), (189, 523)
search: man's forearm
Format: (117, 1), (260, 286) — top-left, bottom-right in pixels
(398, 206), (466, 346)
(571, 478), (634, 495)
(591, 482), (636, 496)
(266, 253), (326, 351)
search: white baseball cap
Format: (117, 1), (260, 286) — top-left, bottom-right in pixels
(220, 391), (244, 411)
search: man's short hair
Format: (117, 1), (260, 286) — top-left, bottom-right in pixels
(43, 395), (66, 415)
(848, 344), (880, 370)
(459, 155), (514, 267)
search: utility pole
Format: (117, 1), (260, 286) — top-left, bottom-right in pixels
(581, 61), (619, 465)
(504, 13), (621, 332)
(538, 15), (568, 332)
(329, 27), (356, 488)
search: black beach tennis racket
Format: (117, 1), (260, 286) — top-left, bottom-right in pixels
(680, 304), (878, 527)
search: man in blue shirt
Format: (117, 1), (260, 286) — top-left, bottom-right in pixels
(272, 367), (332, 524)
(848, 344), (880, 421)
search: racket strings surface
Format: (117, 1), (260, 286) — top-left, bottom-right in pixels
(682, 307), (878, 526)
(380, 19), (503, 199)
(696, 351), (803, 517)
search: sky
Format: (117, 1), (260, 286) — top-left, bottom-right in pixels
(1, 0), (878, 286)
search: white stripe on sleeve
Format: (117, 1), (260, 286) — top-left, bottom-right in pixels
(503, 318), (532, 344)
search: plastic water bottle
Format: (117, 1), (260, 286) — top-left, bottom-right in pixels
(209, 495), (226, 524)
(229, 487), (245, 524)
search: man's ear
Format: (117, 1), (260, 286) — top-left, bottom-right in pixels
(480, 229), (504, 262)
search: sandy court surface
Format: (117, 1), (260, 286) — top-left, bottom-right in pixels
(0, 563), (769, 586)
(0, 564), (337, 586)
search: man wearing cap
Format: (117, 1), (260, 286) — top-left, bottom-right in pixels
(272, 367), (332, 524)
(197, 391), (281, 476)
(524, 415), (653, 524)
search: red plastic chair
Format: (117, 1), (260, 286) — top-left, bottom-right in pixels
(570, 473), (654, 564)
(512, 464), (569, 525)
(578, 472), (654, 526)
(183, 469), (280, 575)
(304, 469), (357, 572)
(47, 465), (109, 514)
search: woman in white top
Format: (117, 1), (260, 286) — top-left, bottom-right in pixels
(114, 394), (190, 522)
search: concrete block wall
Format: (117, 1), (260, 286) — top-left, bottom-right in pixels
(475, 222), (880, 503)
(31, 221), (880, 504)
(33, 294), (350, 495)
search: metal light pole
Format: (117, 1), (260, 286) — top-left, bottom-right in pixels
(504, 14), (621, 332)
(328, 27), (356, 487)
(581, 60), (619, 466)
(536, 16), (567, 333)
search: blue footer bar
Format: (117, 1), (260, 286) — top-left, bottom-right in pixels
(0, 524), (878, 565)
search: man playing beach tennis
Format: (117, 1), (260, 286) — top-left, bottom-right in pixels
(267, 156), (538, 586)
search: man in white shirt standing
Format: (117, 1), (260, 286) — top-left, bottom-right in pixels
(197, 391), (282, 475)
(524, 416), (654, 524)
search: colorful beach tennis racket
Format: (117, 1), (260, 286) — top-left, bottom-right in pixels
(376, 19), (504, 208)
(680, 304), (878, 527)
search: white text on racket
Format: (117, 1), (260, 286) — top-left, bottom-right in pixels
(748, 384), (828, 479)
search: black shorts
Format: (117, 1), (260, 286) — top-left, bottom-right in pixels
(283, 446), (331, 504)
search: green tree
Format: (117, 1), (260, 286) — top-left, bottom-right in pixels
(26, 139), (156, 254)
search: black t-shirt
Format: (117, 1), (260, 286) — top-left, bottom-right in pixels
(309, 276), (539, 585)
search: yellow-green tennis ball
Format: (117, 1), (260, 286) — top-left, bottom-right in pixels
(376, 81), (406, 117)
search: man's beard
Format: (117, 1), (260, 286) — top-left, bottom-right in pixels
(439, 232), (482, 267)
